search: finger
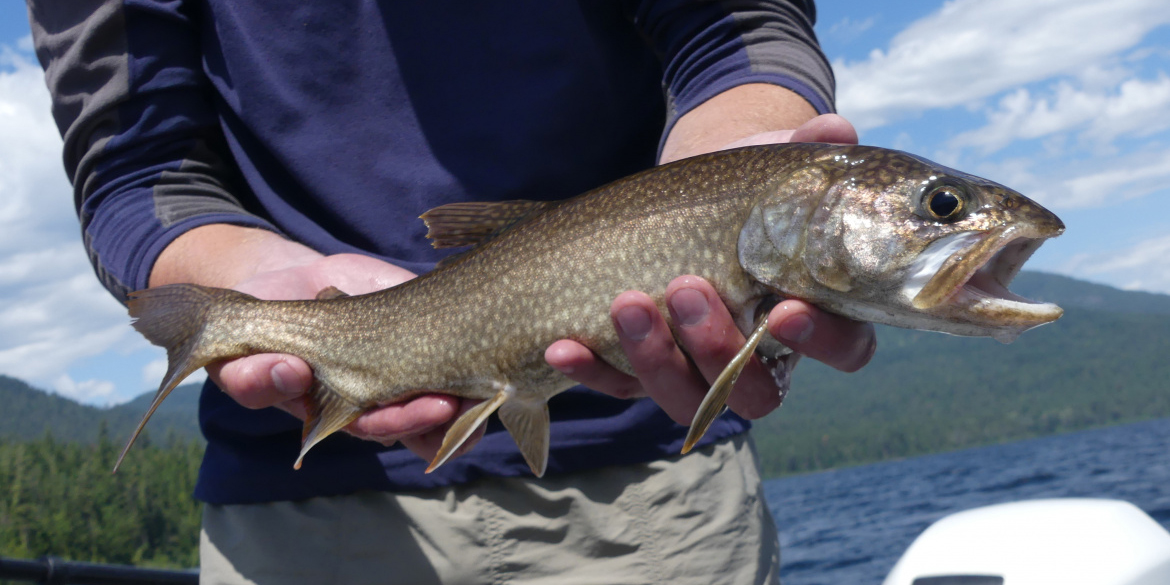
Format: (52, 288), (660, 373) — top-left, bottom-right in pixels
(345, 393), (461, 441)
(610, 290), (707, 425)
(789, 114), (859, 145)
(207, 354), (313, 410)
(397, 398), (488, 462)
(769, 300), (876, 373)
(665, 276), (782, 420)
(545, 339), (645, 399)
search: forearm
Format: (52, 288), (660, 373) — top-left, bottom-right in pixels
(658, 83), (818, 164)
(31, 0), (279, 301)
(149, 224), (321, 289)
(634, 0), (834, 163)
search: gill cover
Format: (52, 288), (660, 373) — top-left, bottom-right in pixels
(738, 164), (854, 294)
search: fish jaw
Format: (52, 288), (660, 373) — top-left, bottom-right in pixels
(904, 227), (1063, 342)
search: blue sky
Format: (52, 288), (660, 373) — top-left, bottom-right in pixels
(1, 0), (1168, 405)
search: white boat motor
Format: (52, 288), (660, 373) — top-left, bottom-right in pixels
(883, 499), (1170, 585)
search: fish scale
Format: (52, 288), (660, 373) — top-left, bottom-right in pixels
(118, 143), (1065, 476)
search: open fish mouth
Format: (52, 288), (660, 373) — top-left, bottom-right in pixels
(906, 228), (1063, 340)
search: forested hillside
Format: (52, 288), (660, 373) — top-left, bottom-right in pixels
(0, 377), (202, 444)
(752, 304), (1170, 476)
(0, 429), (202, 568)
(1012, 271), (1170, 315)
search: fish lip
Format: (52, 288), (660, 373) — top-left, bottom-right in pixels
(909, 228), (1063, 337)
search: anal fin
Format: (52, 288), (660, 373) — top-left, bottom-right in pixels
(498, 399), (551, 477)
(682, 313), (771, 454)
(425, 385), (511, 474)
(295, 380), (365, 469)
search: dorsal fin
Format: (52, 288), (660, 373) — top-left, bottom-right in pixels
(420, 200), (553, 249)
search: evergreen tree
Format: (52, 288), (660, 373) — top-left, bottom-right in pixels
(0, 435), (202, 568)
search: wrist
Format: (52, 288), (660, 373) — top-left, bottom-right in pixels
(150, 224), (323, 289)
(659, 83), (818, 164)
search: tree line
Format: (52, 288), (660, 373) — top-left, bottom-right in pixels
(752, 308), (1170, 477)
(0, 425), (202, 569)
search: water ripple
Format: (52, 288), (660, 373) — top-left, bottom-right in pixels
(765, 417), (1170, 585)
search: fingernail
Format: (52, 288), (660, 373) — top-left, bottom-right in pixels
(271, 362), (302, 396)
(669, 287), (709, 327)
(777, 313), (814, 344)
(615, 306), (652, 341)
(861, 333), (878, 362)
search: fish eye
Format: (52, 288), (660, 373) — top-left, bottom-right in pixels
(924, 185), (965, 222)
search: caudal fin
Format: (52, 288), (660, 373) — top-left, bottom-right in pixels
(115, 284), (252, 471)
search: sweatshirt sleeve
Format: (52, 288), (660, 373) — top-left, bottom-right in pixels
(631, 0), (836, 146)
(27, 0), (277, 302)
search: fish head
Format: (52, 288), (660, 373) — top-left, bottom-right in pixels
(739, 144), (1065, 343)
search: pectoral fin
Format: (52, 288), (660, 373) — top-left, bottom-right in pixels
(498, 399), (551, 477)
(295, 380), (365, 470)
(682, 314), (771, 454)
(425, 385), (511, 474)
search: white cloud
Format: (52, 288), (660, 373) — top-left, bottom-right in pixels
(53, 373), (118, 405)
(0, 244), (90, 286)
(835, 0), (1170, 130)
(1060, 151), (1170, 207)
(141, 358), (207, 391)
(1089, 74), (1170, 143)
(0, 266), (137, 378)
(1061, 234), (1170, 294)
(967, 147), (1170, 210)
(142, 359), (168, 389)
(0, 44), (149, 403)
(950, 75), (1170, 153)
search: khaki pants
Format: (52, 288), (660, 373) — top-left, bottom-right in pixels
(201, 435), (779, 585)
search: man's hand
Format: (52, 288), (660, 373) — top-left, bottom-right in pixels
(545, 111), (877, 427)
(150, 226), (485, 463)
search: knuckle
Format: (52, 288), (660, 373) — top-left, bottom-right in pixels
(679, 328), (738, 362)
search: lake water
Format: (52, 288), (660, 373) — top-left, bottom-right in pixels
(763, 416), (1170, 585)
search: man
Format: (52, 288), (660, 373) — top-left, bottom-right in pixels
(30, 0), (873, 582)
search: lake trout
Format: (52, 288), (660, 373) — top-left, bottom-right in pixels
(118, 143), (1064, 475)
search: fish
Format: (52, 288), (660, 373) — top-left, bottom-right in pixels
(116, 143), (1065, 475)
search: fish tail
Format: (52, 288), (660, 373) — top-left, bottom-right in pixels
(115, 284), (254, 472)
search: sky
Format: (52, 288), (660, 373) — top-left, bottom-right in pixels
(1, 0), (1168, 406)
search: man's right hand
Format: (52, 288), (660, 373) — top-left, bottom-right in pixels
(150, 225), (485, 463)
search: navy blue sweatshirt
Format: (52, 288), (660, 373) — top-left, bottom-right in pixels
(29, 0), (834, 504)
